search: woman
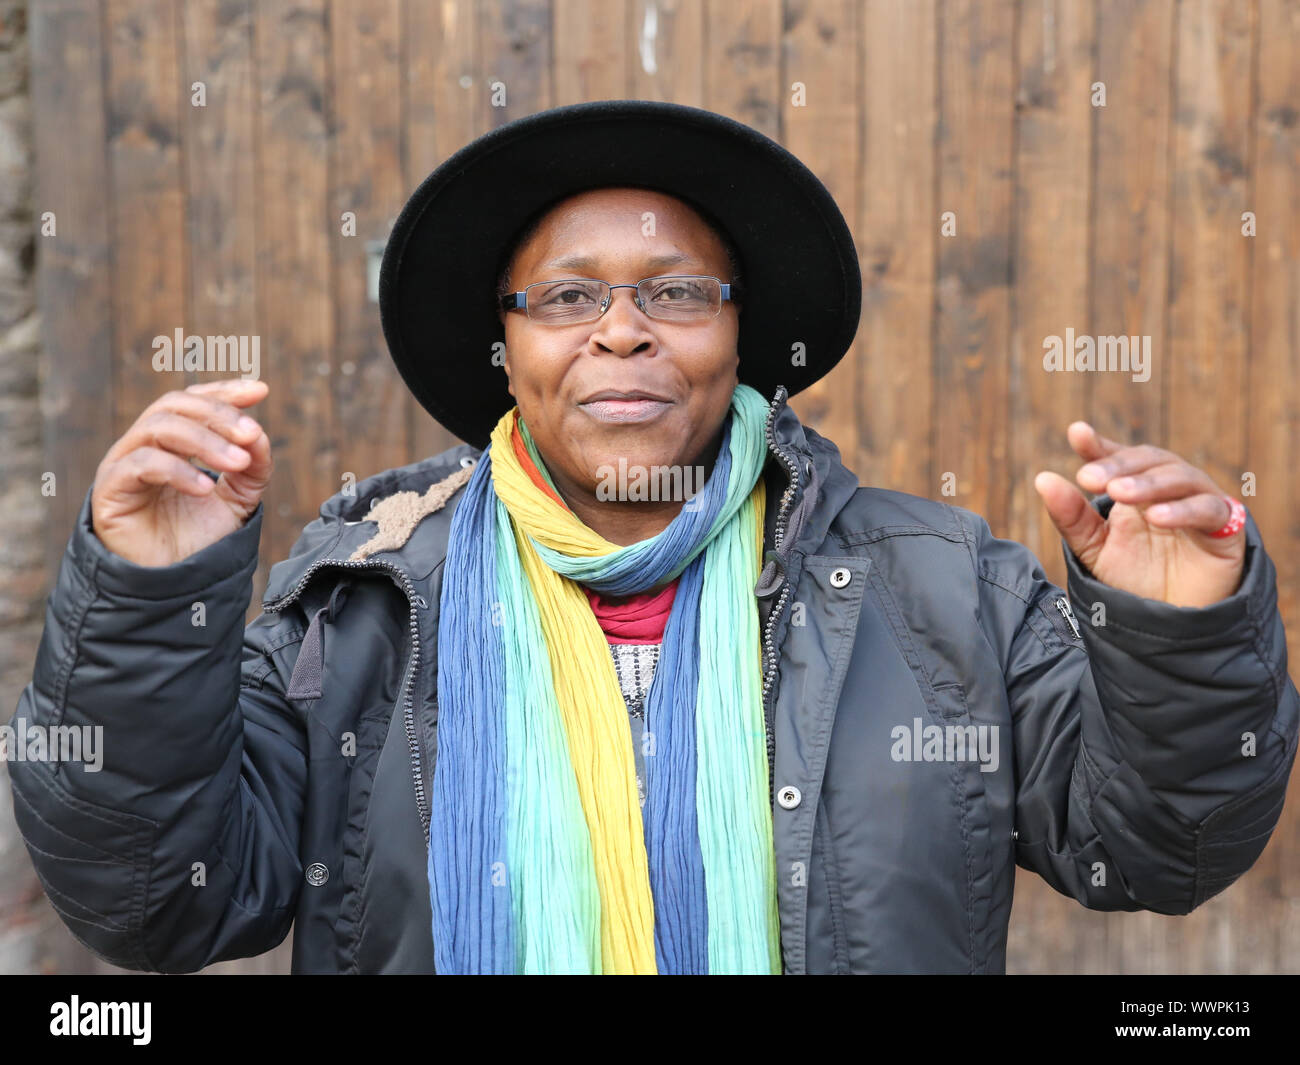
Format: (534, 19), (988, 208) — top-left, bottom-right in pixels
(10, 100), (1296, 974)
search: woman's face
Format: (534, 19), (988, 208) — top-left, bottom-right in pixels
(498, 186), (741, 507)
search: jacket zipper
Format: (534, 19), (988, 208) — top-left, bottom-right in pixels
(761, 387), (802, 807)
(263, 557), (430, 845)
(1055, 596), (1082, 640)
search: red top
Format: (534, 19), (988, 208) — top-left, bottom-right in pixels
(583, 577), (679, 644)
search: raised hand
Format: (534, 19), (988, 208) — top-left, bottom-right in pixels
(1033, 421), (1246, 608)
(90, 379), (273, 567)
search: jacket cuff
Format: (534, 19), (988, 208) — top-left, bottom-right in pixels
(67, 483), (263, 600)
(1061, 494), (1268, 651)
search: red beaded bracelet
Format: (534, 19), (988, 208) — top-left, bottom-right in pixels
(1208, 495), (1247, 538)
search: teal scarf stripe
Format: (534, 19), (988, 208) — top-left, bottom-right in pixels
(697, 494), (776, 971)
(495, 496), (602, 972)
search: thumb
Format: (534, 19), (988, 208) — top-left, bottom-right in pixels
(1034, 470), (1106, 570)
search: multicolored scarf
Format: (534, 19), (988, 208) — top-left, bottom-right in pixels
(430, 382), (781, 974)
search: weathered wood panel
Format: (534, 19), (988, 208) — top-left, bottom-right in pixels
(18, 0), (1300, 976)
(32, 0), (114, 576)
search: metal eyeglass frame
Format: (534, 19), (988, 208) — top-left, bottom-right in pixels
(498, 274), (741, 322)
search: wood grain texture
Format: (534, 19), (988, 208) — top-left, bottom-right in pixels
(32, 0), (115, 576)
(404, 0), (476, 464)
(103, 0), (186, 443)
(628, 0), (705, 103)
(934, 0), (1017, 535)
(23, 0), (1300, 975)
(857, 0), (937, 499)
(782, 0), (861, 467)
(254, 0), (335, 603)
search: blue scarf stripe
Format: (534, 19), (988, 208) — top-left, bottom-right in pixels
(641, 552), (709, 973)
(430, 458), (513, 973)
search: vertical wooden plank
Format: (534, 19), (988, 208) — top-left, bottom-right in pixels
(478, 0), (552, 130)
(1166, 0), (1255, 976)
(331, 0), (407, 484)
(702, 1), (780, 139)
(934, 0), (1017, 536)
(255, 0), (334, 610)
(856, 0), (937, 500)
(102, 0), (186, 445)
(1002, 0), (1100, 976)
(628, 0), (704, 103)
(1246, 0), (1300, 976)
(1089, 0), (1173, 482)
(1167, 0), (1252, 496)
(554, 0), (629, 103)
(1008, 0), (1094, 581)
(781, 0), (861, 466)
(703, 0), (780, 444)
(1247, 0), (1300, 658)
(31, 0), (114, 574)
(404, 0), (478, 460)
(178, 0), (264, 601)
(180, 0), (257, 365)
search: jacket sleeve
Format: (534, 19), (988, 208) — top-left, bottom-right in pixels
(969, 496), (1299, 915)
(5, 483), (311, 972)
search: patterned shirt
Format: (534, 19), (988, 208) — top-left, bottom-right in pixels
(607, 642), (660, 807)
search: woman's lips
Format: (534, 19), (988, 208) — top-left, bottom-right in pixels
(578, 398), (673, 424)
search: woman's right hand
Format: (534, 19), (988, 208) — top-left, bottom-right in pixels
(90, 379), (273, 567)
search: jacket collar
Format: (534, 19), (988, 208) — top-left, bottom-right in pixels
(763, 384), (859, 561)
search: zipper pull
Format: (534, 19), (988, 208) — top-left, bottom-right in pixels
(1055, 596), (1082, 640)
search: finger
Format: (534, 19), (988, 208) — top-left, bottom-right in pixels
(1104, 461), (1222, 507)
(1034, 469), (1107, 570)
(1074, 443), (1179, 493)
(180, 379), (269, 418)
(1143, 491), (1233, 533)
(116, 410), (253, 474)
(110, 446), (218, 498)
(213, 419), (273, 507)
(1065, 421), (1127, 463)
(185, 377), (268, 404)
(109, 389), (265, 465)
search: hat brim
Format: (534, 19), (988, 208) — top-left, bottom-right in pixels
(379, 99), (862, 449)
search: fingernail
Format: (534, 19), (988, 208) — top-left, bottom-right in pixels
(1079, 463), (1105, 481)
(237, 416), (259, 433)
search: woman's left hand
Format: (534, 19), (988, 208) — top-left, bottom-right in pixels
(1034, 422), (1247, 608)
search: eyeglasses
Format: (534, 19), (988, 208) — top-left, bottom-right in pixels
(499, 275), (740, 325)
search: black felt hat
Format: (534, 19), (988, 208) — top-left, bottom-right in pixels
(378, 99), (862, 449)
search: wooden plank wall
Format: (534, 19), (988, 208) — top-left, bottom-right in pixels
(27, 0), (1300, 974)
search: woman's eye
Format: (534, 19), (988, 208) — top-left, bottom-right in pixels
(655, 280), (707, 301)
(539, 285), (597, 304)
(652, 283), (698, 301)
